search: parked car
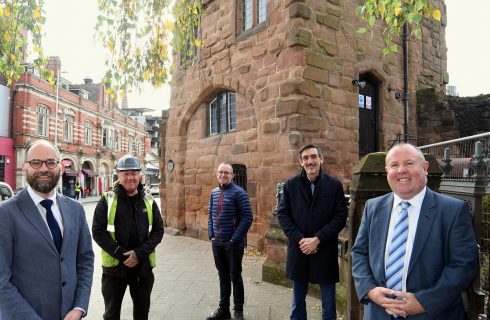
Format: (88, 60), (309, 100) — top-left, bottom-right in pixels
(149, 184), (160, 197)
(0, 182), (14, 203)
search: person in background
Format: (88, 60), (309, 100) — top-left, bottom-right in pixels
(0, 139), (94, 319)
(92, 154), (164, 320)
(277, 143), (348, 320)
(74, 182), (81, 200)
(351, 143), (479, 319)
(207, 162), (253, 320)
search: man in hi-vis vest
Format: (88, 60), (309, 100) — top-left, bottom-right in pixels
(92, 155), (164, 320)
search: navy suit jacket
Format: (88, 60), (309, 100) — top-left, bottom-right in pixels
(0, 189), (94, 319)
(351, 188), (478, 319)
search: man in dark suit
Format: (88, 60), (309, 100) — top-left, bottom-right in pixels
(351, 143), (479, 319)
(0, 140), (94, 319)
(278, 144), (348, 320)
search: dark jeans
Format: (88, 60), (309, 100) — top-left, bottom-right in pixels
(101, 272), (154, 320)
(211, 239), (245, 312)
(291, 280), (336, 320)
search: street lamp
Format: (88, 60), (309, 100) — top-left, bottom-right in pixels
(54, 69), (67, 146)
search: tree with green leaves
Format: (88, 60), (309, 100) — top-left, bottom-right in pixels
(0, 0), (53, 86)
(95, 0), (202, 100)
(355, 0), (441, 54)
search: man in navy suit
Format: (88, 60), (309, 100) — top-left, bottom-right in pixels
(0, 140), (94, 319)
(351, 143), (478, 319)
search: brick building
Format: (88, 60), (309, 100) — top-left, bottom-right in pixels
(162, 0), (448, 249)
(3, 57), (149, 196)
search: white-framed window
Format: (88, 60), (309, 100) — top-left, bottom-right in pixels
(114, 130), (121, 152)
(63, 114), (74, 143)
(239, 0), (267, 33)
(102, 128), (114, 149)
(36, 105), (50, 137)
(209, 92), (236, 135)
(135, 138), (142, 155)
(127, 136), (134, 154)
(84, 121), (93, 146)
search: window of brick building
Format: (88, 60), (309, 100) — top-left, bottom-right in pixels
(237, 0), (267, 34)
(84, 121), (93, 146)
(127, 135), (134, 154)
(209, 92), (236, 135)
(135, 138), (142, 155)
(102, 128), (114, 149)
(114, 130), (121, 152)
(63, 114), (74, 143)
(36, 105), (50, 137)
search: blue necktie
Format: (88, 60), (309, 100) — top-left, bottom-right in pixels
(40, 199), (62, 253)
(385, 201), (411, 292)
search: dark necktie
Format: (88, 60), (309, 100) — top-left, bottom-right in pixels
(40, 199), (62, 253)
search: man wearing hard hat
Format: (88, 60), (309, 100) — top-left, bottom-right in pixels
(92, 155), (164, 320)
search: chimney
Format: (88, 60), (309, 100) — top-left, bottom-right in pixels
(47, 56), (61, 77)
(83, 77), (93, 84)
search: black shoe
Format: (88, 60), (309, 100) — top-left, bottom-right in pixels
(206, 308), (231, 320)
(233, 310), (244, 320)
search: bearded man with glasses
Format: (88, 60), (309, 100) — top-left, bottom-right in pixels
(0, 139), (94, 319)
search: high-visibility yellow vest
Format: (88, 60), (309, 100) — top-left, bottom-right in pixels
(101, 191), (156, 268)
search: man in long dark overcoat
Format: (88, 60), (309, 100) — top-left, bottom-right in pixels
(278, 143), (347, 320)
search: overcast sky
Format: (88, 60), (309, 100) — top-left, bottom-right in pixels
(40, 0), (488, 113)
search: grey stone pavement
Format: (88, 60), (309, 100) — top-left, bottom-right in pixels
(81, 196), (324, 320)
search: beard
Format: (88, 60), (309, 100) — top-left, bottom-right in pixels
(27, 170), (60, 194)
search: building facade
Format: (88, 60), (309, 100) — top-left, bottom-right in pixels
(6, 58), (149, 196)
(163, 0), (448, 249)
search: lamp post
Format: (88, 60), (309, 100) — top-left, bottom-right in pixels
(54, 68), (60, 145)
(54, 69), (67, 146)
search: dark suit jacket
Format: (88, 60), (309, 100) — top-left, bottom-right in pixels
(351, 188), (478, 319)
(0, 189), (94, 319)
(352, 188), (478, 320)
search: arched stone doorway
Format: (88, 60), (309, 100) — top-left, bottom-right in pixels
(81, 160), (97, 196)
(61, 158), (78, 198)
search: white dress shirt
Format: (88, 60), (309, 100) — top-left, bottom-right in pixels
(384, 187), (426, 291)
(27, 185), (64, 237)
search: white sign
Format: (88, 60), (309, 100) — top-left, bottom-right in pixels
(366, 96), (372, 110)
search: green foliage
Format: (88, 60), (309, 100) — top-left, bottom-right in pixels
(173, 0), (203, 66)
(0, 0), (54, 85)
(483, 195), (490, 213)
(95, 0), (202, 99)
(355, 0), (442, 54)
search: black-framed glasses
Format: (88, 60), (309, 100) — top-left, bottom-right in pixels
(26, 159), (59, 169)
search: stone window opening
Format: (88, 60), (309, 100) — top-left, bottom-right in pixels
(232, 164), (247, 191)
(208, 92), (236, 135)
(236, 0), (267, 36)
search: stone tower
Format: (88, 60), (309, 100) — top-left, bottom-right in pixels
(162, 0), (447, 249)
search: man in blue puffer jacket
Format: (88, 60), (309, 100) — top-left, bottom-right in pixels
(207, 162), (253, 320)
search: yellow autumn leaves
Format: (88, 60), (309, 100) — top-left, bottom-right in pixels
(356, 0), (442, 54)
(0, 2), (53, 86)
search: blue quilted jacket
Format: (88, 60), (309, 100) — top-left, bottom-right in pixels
(208, 182), (253, 242)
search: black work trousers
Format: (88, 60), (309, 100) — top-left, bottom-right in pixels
(101, 271), (154, 320)
(211, 239), (245, 312)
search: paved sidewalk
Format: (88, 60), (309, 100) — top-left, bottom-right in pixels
(87, 234), (324, 320)
(80, 195), (102, 204)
